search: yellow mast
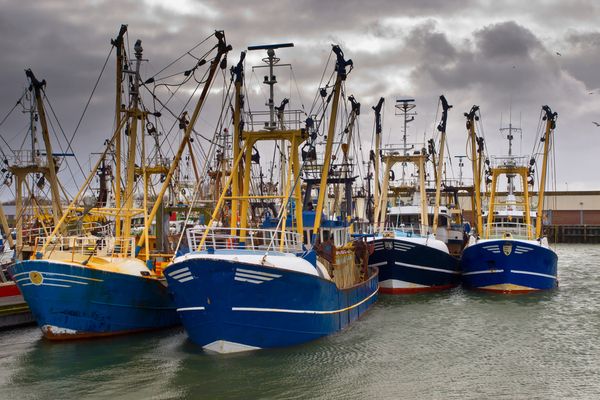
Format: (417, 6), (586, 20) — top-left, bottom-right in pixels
(121, 40), (143, 243)
(465, 105), (483, 235)
(229, 51), (245, 232)
(432, 95), (451, 234)
(0, 203), (13, 249)
(112, 25), (127, 238)
(312, 45), (352, 235)
(536, 105), (557, 238)
(372, 97), (384, 226)
(25, 70), (63, 227)
(136, 31), (231, 254)
(333, 95), (360, 217)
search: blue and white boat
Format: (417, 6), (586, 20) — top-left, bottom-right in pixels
(166, 227), (378, 353)
(368, 96), (460, 293)
(9, 29), (230, 338)
(164, 44), (378, 353)
(460, 105), (558, 293)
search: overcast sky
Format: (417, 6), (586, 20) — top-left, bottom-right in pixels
(1, 0), (599, 200)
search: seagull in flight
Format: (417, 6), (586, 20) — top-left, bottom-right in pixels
(556, 51), (562, 56)
(593, 121), (600, 127)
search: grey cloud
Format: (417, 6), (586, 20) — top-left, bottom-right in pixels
(0, 0), (599, 193)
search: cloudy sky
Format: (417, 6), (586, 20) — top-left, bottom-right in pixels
(1, 0), (599, 200)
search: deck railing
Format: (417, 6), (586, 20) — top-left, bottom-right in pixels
(187, 227), (303, 253)
(22, 222), (112, 245)
(485, 222), (533, 240)
(36, 236), (136, 259)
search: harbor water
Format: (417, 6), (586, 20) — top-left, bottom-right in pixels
(1, 244), (599, 399)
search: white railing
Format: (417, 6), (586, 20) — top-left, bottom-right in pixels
(186, 227), (303, 253)
(21, 222), (113, 245)
(485, 222), (533, 240)
(37, 236), (136, 259)
(9, 150), (48, 167)
(490, 156), (528, 168)
(381, 143), (425, 156)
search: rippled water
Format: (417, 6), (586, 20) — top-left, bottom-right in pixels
(1, 244), (599, 399)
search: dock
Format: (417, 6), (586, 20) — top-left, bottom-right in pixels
(0, 283), (34, 329)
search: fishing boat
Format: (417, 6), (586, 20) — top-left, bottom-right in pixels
(9, 28), (231, 338)
(164, 44), (378, 353)
(460, 105), (558, 293)
(368, 96), (460, 294)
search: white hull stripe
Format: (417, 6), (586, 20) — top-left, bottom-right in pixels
(368, 261), (387, 268)
(171, 271), (192, 280)
(512, 270), (556, 279)
(177, 306), (205, 312)
(42, 272), (103, 282)
(236, 268), (281, 278)
(394, 261), (460, 274)
(168, 267), (189, 277)
(235, 272), (273, 281)
(231, 289), (378, 315)
(178, 276), (194, 283)
(12, 271), (102, 282)
(44, 278), (88, 285)
(234, 277), (264, 284)
(22, 282), (70, 288)
(394, 244), (415, 249)
(463, 269), (504, 276)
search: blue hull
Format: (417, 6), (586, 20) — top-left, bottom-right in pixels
(8, 260), (180, 338)
(164, 258), (378, 352)
(369, 238), (460, 293)
(460, 240), (558, 292)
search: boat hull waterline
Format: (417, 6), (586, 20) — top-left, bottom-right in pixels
(460, 239), (558, 293)
(368, 237), (460, 294)
(9, 260), (180, 339)
(165, 254), (379, 353)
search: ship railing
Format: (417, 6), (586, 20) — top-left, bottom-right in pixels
(490, 156), (528, 168)
(36, 236), (136, 259)
(381, 143), (426, 156)
(21, 222), (113, 245)
(244, 109), (305, 130)
(485, 222), (533, 240)
(9, 150), (48, 167)
(187, 227), (303, 253)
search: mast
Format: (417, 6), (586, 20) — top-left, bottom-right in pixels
(333, 95), (360, 218)
(536, 105), (557, 238)
(312, 45), (352, 236)
(25, 69), (63, 227)
(465, 105), (483, 235)
(111, 24), (127, 237)
(395, 98), (416, 184)
(229, 51), (246, 232)
(371, 97), (384, 226)
(121, 39), (143, 242)
(432, 95), (452, 234)
(136, 31), (231, 254)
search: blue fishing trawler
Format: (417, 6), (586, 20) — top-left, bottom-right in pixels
(460, 105), (558, 292)
(164, 44), (378, 353)
(9, 29), (230, 338)
(368, 96), (460, 293)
